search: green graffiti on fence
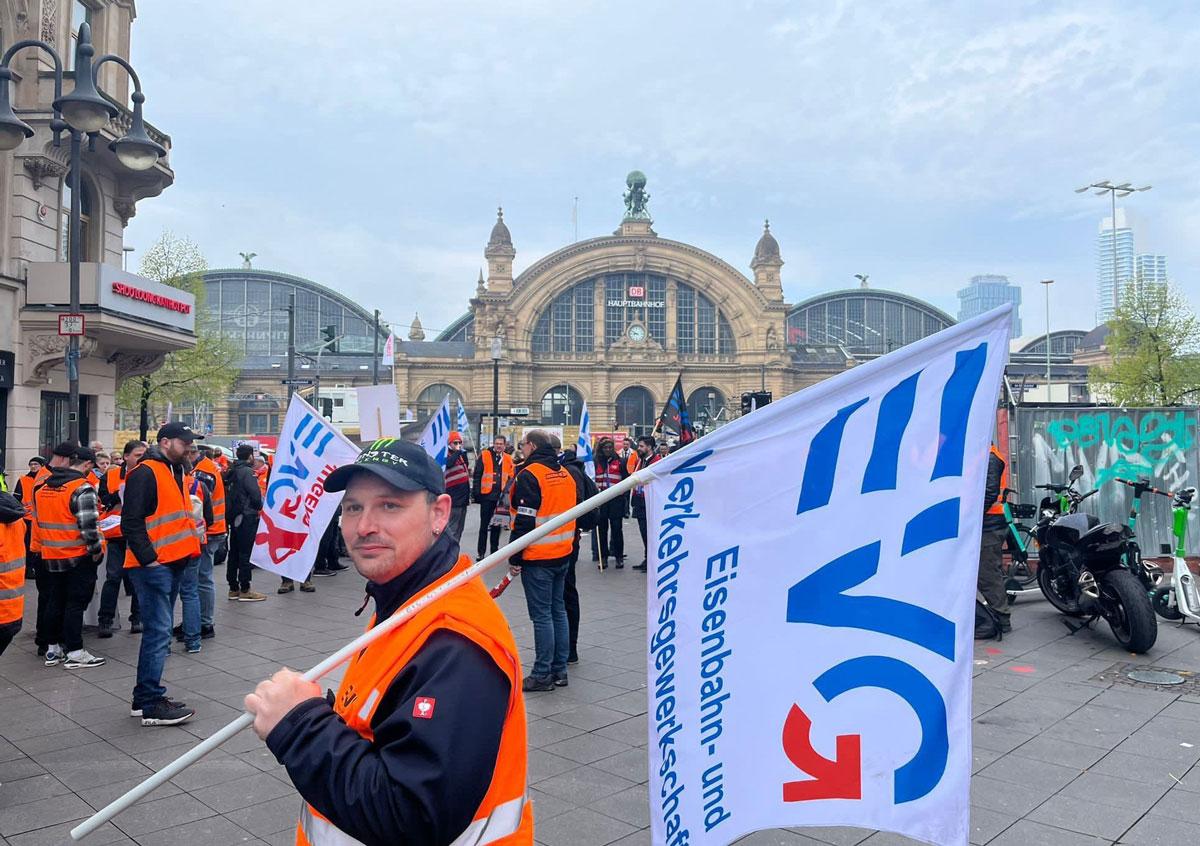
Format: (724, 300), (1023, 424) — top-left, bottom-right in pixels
(1046, 411), (1195, 461)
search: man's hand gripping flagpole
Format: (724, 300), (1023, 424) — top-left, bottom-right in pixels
(70, 462), (670, 841)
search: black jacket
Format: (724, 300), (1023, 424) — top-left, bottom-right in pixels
(120, 447), (192, 567)
(982, 451), (1006, 531)
(266, 533), (511, 846)
(223, 460), (263, 517)
(509, 446), (574, 566)
(559, 450), (598, 533)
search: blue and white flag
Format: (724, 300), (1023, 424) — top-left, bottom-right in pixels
(576, 400), (595, 479)
(419, 393), (453, 468)
(643, 307), (1012, 846)
(456, 398), (471, 444)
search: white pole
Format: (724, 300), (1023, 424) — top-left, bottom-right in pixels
(70, 465), (660, 841)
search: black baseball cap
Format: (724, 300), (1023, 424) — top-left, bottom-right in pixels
(325, 439), (445, 496)
(73, 447), (96, 464)
(156, 422), (204, 443)
(52, 441), (78, 458)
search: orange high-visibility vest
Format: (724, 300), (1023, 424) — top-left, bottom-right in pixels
(296, 553), (533, 846)
(511, 463), (576, 560)
(594, 457), (623, 491)
(624, 451), (638, 476)
(27, 466), (52, 553)
(479, 450), (514, 497)
(256, 466), (269, 497)
(100, 465), (127, 541)
(16, 474), (37, 522)
(32, 477), (97, 560)
(986, 445), (1009, 516)
(194, 457), (227, 535)
(123, 460), (202, 568)
(0, 520), (25, 627)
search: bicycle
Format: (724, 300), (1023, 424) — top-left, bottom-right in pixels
(1001, 487), (1041, 601)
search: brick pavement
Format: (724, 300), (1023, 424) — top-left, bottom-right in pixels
(2, 510), (1200, 845)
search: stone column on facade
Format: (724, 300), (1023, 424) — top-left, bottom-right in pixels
(593, 277), (606, 355)
(665, 279), (678, 353)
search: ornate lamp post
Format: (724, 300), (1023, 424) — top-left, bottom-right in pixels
(0, 22), (166, 443)
(490, 336), (503, 439)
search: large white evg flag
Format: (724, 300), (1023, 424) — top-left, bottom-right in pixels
(250, 394), (359, 582)
(643, 307), (1011, 846)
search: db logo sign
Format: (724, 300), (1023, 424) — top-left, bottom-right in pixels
(628, 285), (645, 298)
(413, 697), (437, 719)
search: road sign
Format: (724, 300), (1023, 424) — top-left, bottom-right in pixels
(281, 378), (314, 385)
(509, 406), (531, 417)
(58, 314), (85, 336)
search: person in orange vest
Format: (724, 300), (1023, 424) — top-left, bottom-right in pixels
(472, 435), (514, 559)
(443, 432), (471, 543)
(121, 423), (204, 726)
(592, 436), (629, 569)
(0, 489), (26, 657)
(244, 438), (532, 845)
(172, 442), (214, 654)
(511, 428), (578, 691)
(15, 455), (46, 576)
(30, 442), (77, 656)
(189, 445), (227, 639)
(31, 446), (106, 668)
(96, 440), (146, 638)
(977, 443), (1011, 637)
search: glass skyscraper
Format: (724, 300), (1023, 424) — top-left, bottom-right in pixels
(1096, 209), (1135, 324)
(956, 274), (1022, 335)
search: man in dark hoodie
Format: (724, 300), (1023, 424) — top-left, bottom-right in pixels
(121, 424), (203, 726)
(224, 443), (267, 601)
(33, 446), (106, 668)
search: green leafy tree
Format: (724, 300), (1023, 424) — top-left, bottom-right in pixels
(1089, 281), (1200, 406)
(115, 232), (242, 437)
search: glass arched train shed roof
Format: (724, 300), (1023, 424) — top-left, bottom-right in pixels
(1017, 330), (1087, 357)
(786, 289), (955, 359)
(201, 269), (385, 367)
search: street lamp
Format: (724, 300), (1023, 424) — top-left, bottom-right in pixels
(1040, 279), (1053, 398)
(1075, 180), (1151, 320)
(490, 336), (503, 439)
(0, 22), (165, 443)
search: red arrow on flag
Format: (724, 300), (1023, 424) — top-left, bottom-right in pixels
(781, 704), (862, 802)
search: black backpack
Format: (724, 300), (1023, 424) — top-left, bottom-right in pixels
(974, 591), (1004, 641)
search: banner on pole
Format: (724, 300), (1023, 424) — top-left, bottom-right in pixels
(381, 332), (395, 366)
(357, 384), (401, 441)
(250, 395), (359, 582)
(643, 307), (1012, 846)
(419, 394), (453, 468)
(457, 398), (471, 443)
(576, 400), (595, 479)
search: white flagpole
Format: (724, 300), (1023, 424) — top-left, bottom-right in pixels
(69, 463), (667, 841)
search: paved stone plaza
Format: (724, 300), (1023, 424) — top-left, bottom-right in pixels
(3, 514), (1200, 845)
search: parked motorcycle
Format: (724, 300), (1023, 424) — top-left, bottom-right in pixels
(1034, 465), (1158, 653)
(1149, 487), (1200, 625)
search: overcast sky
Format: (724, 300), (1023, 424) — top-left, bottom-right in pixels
(125, 0), (1199, 340)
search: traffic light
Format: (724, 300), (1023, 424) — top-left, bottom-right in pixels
(741, 391), (772, 415)
(320, 397), (334, 419)
(321, 324), (338, 353)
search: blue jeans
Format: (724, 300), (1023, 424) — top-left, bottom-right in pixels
(198, 536), (224, 629)
(173, 557), (201, 650)
(129, 564), (182, 709)
(521, 562), (569, 678)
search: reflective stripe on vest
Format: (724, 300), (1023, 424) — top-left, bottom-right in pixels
(195, 458), (227, 534)
(0, 521), (25, 625)
(100, 465), (125, 540)
(297, 554), (533, 846)
(445, 454), (470, 488)
(479, 450), (513, 496)
(124, 461), (202, 568)
(515, 463), (576, 560)
(986, 446), (1009, 516)
(594, 458), (622, 490)
(32, 478), (90, 560)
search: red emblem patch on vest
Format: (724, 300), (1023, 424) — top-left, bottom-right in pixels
(413, 697), (436, 719)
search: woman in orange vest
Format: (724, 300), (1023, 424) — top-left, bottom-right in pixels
(510, 429), (577, 691)
(244, 438), (531, 845)
(0, 490), (26, 657)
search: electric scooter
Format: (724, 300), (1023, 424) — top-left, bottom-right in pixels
(1149, 487), (1200, 624)
(1114, 477), (1167, 592)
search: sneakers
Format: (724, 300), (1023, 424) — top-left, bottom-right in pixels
(97, 623), (114, 639)
(64, 650), (106, 669)
(615, 560), (624, 570)
(201, 624), (216, 640)
(632, 560), (647, 572)
(299, 580), (315, 593)
(44, 646), (64, 666)
(312, 568), (336, 577)
(130, 697), (187, 718)
(327, 561), (349, 572)
(521, 675), (555, 692)
(567, 653), (579, 665)
(238, 590), (267, 602)
(186, 643), (201, 654)
(553, 672), (569, 687)
(228, 589), (240, 600)
(137, 697), (195, 726)
(277, 580), (294, 594)
(130, 619), (143, 634)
